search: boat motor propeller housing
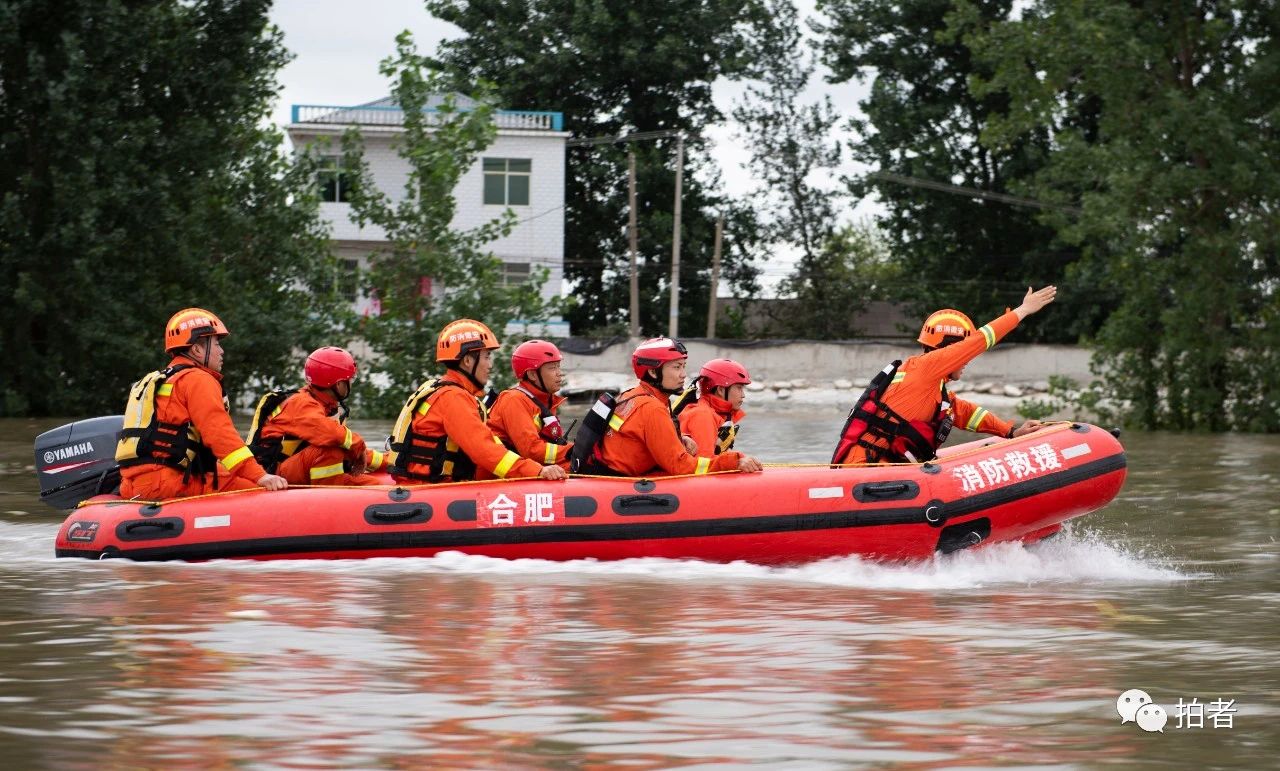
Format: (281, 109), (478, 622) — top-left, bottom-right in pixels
(35, 416), (124, 511)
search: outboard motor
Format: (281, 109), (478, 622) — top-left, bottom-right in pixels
(34, 416), (124, 511)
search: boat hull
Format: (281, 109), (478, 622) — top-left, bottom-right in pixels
(54, 423), (1126, 564)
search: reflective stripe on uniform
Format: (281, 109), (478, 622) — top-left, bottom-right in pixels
(342, 428), (353, 450)
(608, 414), (625, 431)
(493, 451), (521, 479)
(966, 407), (989, 431)
(979, 324), (996, 350)
(416, 400), (432, 415)
(891, 372), (906, 385)
(369, 450), (384, 470)
(221, 445), (253, 471)
(543, 443), (558, 464)
(310, 462), (344, 480)
(157, 384), (174, 397)
(694, 457), (711, 475)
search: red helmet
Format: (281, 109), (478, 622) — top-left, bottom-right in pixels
(164, 308), (229, 352)
(918, 309), (976, 349)
(305, 347), (357, 388)
(698, 358), (751, 389)
(512, 340), (562, 379)
(631, 337), (688, 379)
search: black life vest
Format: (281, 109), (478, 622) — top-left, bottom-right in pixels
(567, 392), (619, 474)
(386, 378), (485, 482)
(672, 387), (738, 455)
(115, 365), (217, 478)
(245, 387), (303, 474)
(831, 361), (954, 465)
(715, 420), (739, 454)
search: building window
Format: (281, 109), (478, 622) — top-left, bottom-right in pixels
(483, 158), (531, 206)
(318, 156), (353, 203)
(502, 262), (532, 286)
(335, 258), (359, 302)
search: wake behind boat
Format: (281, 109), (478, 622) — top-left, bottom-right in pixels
(43, 422), (1126, 564)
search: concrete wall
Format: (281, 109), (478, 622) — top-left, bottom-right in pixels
(560, 338), (1096, 385)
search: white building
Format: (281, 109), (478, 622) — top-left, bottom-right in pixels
(285, 96), (570, 336)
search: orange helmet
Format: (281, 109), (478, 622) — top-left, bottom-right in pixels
(164, 308), (229, 352)
(918, 309), (975, 349)
(436, 319), (499, 363)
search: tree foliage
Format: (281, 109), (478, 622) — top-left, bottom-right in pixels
(814, 0), (1114, 342)
(959, 0), (1280, 431)
(339, 32), (559, 416)
(771, 223), (903, 339)
(0, 0), (342, 417)
(425, 0), (767, 336)
(732, 0), (868, 338)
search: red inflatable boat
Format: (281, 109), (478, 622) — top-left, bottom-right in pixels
(48, 422), (1125, 564)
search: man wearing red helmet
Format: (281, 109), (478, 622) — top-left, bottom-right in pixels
(589, 338), (763, 477)
(117, 308), (287, 500)
(833, 286), (1058, 465)
(488, 340), (573, 468)
(247, 347), (386, 486)
(678, 359), (751, 459)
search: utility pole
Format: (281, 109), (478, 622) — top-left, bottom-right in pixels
(668, 133), (684, 338)
(564, 129), (688, 338)
(627, 150), (639, 338)
(706, 215), (723, 338)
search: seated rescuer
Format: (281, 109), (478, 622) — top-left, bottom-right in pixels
(116, 308), (288, 499)
(587, 338), (763, 477)
(387, 319), (567, 484)
(247, 347), (386, 486)
(832, 286), (1058, 465)
(488, 340), (573, 468)
(677, 358), (751, 458)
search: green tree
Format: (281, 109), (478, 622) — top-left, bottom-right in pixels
(0, 0), (343, 417)
(338, 32), (559, 416)
(770, 223), (903, 339)
(425, 0), (766, 336)
(814, 0), (1112, 342)
(732, 0), (861, 338)
(961, 0), (1280, 431)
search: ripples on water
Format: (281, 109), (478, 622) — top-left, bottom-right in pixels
(0, 415), (1276, 768)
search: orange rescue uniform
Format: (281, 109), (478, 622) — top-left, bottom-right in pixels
(488, 383), (573, 467)
(256, 385), (386, 486)
(840, 310), (1019, 465)
(678, 393), (745, 457)
(596, 382), (744, 476)
(391, 370), (542, 484)
(120, 358), (267, 499)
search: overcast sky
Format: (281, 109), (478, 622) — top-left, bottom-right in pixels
(267, 0), (881, 285)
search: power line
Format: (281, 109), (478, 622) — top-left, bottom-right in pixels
(868, 171), (1082, 215)
(566, 129), (685, 148)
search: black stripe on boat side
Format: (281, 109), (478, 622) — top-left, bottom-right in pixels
(93, 452), (1127, 562)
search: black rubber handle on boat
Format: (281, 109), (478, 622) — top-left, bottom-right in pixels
(618, 494), (674, 508)
(124, 520), (174, 532)
(863, 482), (909, 497)
(371, 506), (430, 522)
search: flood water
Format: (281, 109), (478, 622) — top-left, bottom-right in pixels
(1, 409), (1277, 769)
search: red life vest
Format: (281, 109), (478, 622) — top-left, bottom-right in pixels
(831, 361), (954, 465)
